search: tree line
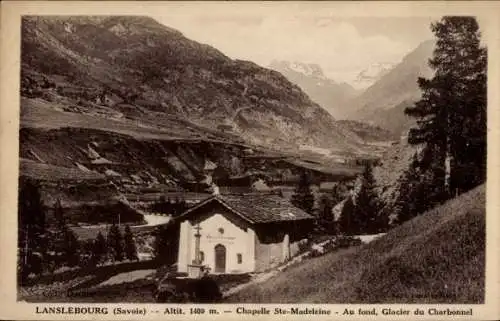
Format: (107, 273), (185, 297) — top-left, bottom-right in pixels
(18, 179), (138, 284)
(395, 16), (486, 224)
(291, 164), (388, 236)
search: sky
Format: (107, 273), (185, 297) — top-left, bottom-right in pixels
(154, 12), (436, 88)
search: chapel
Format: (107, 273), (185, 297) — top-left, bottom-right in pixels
(176, 193), (314, 274)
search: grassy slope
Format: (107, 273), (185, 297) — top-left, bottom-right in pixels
(21, 97), (211, 141)
(20, 158), (104, 181)
(227, 184), (485, 303)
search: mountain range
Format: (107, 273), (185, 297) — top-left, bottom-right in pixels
(271, 41), (435, 136)
(20, 15), (382, 211)
(25, 17), (372, 151)
(353, 62), (395, 89)
(268, 60), (359, 119)
(344, 40), (435, 134)
(22, 16), (372, 154)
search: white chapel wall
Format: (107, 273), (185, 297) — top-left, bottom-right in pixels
(188, 213), (255, 273)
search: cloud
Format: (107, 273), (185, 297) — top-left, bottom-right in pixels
(154, 14), (428, 84)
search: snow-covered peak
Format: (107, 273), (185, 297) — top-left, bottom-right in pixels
(354, 62), (395, 88)
(269, 60), (327, 80)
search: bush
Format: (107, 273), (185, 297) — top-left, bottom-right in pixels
(333, 235), (363, 249)
(309, 236), (362, 258)
(297, 239), (312, 254)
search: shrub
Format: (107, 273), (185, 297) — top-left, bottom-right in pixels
(309, 236), (362, 258)
(333, 235), (363, 249)
(297, 239), (311, 254)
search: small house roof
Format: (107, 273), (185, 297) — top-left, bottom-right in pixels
(177, 194), (314, 224)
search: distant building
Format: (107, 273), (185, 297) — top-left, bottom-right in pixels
(176, 194), (314, 274)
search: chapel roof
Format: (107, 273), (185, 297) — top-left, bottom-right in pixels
(178, 194), (314, 224)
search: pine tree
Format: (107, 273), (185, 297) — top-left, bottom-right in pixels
(50, 199), (80, 268)
(405, 17), (487, 198)
(331, 182), (348, 206)
(92, 232), (107, 265)
(318, 195), (334, 233)
(153, 223), (179, 265)
(107, 224), (124, 262)
(394, 153), (421, 225)
(291, 171), (315, 215)
(64, 229), (80, 267)
(338, 196), (355, 235)
(18, 178), (47, 279)
(393, 152), (436, 225)
(123, 225), (138, 261)
(351, 165), (385, 234)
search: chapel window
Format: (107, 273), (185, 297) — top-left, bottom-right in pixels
(237, 253), (242, 264)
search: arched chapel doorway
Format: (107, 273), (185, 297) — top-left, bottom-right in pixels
(214, 244), (226, 273)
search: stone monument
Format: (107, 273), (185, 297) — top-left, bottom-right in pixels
(187, 224), (204, 278)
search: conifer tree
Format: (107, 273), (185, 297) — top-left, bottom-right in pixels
(392, 152), (438, 225)
(107, 224), (124, 262)
(92, 232), (107, 265)
(338, 196), (355, 235)
(394, 154), (421, 225)
(331, 182), (348, 206)
(153, 224), (179, 264)
(64, 229), (80, 267)
(318, 195), (334, 233)
(351, 165), (386, 234)
(123, 225), (138, 261)
(405, 17), (487, 198)
(18, 179), (47, 278)
(51, 199), (80, 267)
(291, 171), (315, 215)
